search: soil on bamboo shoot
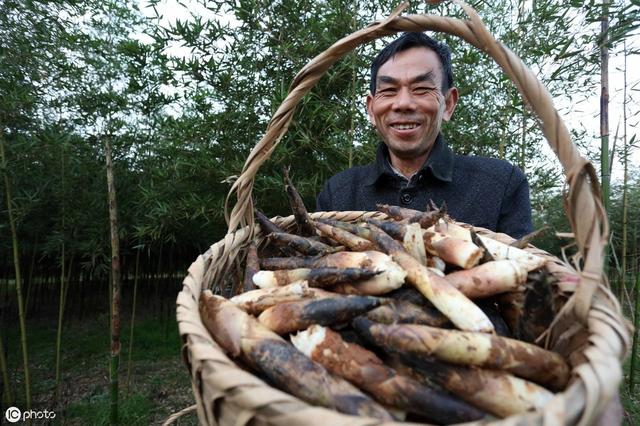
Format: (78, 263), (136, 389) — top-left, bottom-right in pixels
(327, 222), (494, 332)
(258, 295), (384, 334)
(394, 355), (554, 418)
(230, 281), (316, 315)
(366, 299), (449, 327)
(376, 203), (446, 228)
(199, 291), (393, 420)
(268, 232), (342, 256)
(283, 167), (315, 237)
(255, 210), (287, 235)
(365, 219), (428, 265)
(260, 256), (320, 270)
(252, 267), (381, 289)
(242, 242), (259, 293)
(353, 317), (569, 390)
(497, 291), (525, 336)
(475, 298), (512, 337)
(313, 221), (375, 251)
(292, 325), (486, 424)
(517, 271), (556, 343)
(444, 260), (528, 299)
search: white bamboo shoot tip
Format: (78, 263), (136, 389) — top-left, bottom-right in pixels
(252, 271), (277, 288)
(291, 325), (326, 357)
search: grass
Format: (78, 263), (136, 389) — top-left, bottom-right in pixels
(3, 309), (197, 425)
(621, 364), (640, 425)
(620, 325), (639, 426)
(66, 392), (153, 425)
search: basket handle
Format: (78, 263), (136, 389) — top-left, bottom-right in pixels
(224, 0), (608, 322)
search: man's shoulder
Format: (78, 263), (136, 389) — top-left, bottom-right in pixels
(452, 154), (523, 180)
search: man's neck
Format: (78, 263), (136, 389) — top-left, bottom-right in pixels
(388, 150), (430, 179)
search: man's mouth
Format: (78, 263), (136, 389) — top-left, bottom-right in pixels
(390, 123), (420, 130)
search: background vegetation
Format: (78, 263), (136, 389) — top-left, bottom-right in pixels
(1, 0), (639, 424)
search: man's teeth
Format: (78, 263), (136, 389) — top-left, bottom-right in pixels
(392, 124), (418, 130)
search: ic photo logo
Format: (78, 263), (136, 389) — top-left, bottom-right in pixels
(5, 406), (21, 423)
(4, 406), (56, 423)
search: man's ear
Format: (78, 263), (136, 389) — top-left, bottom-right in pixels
(442, 87), (459, 122)
(365, 94), (375, 126)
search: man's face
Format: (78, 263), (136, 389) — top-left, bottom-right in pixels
(366, 47), (458, 161)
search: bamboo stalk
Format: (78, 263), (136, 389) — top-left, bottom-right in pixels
(55, 140), (67, 407)
(62, 255), (74, 316)
(0, 132), (31, 410)
(24, 235), (38, 319)
(518, 0), (526, 173)
(0, 335), (12, 406)
(348, 0), (357, 168)
(600, 0), (611, 279)
(105, 138), (121, 425)
(621, 36), (629, 306)
(126, 248), (141, 393)
(54, 241), (66, 407)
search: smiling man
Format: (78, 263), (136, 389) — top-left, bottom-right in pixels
(316, 32), (533, 239)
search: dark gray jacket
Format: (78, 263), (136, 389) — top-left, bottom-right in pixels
(316, 135), (533, 239)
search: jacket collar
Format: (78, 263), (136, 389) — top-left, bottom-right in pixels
(364, 133), (453, 186)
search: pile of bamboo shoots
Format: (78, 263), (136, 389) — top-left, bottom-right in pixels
(199, 172), (572, 424)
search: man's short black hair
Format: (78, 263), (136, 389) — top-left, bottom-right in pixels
(370, 32), (454, 94)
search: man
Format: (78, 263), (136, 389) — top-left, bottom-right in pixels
(316, 32), (533, 239)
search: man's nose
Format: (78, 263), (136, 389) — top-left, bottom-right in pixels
(392, 87), (416, 110)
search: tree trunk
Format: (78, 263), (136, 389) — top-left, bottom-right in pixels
(518, 0), (527, 173)
(0, 132), (31, 410)
(600, 0), (611, 278)
(24, 235), (38, 319)
(105, 138), (121, 425)
(348, 0), (357, 169)
(621, 37), (629, 303)
(155, 242), (163, 317)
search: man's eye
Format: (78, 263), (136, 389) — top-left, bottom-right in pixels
(414, 87), (434, 94)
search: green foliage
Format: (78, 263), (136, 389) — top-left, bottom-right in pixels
(609, 170), (640, 271)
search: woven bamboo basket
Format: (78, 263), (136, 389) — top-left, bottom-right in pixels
(175, 2), (631, 425)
